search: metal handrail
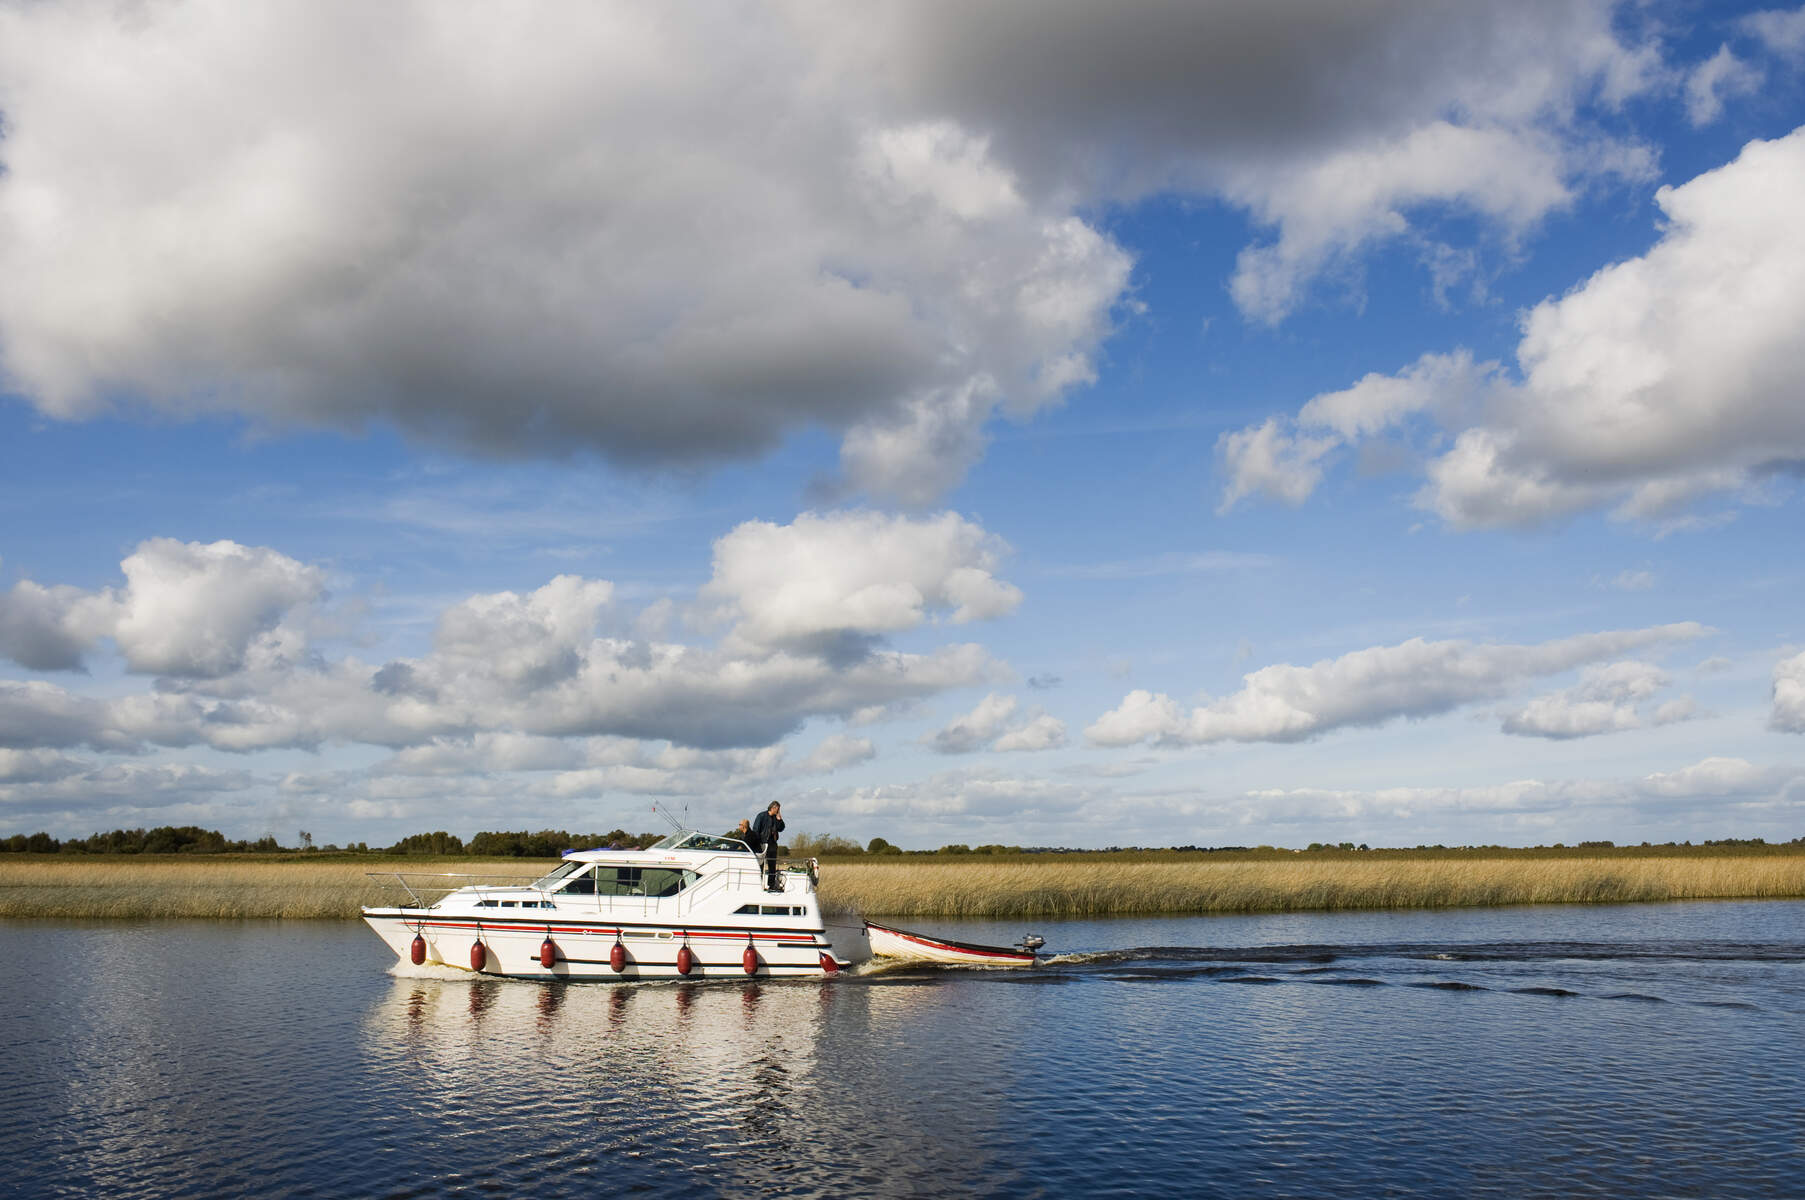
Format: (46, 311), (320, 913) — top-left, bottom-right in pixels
(364, 871), (542, 908)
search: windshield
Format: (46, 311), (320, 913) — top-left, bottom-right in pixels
(648, 831), (751, 853)
(529, 860), (586, 890)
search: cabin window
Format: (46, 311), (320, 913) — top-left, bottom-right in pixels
(564, 866), (698, 897)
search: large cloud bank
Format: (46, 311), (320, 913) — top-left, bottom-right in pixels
(0, 1), (1657, 499)
(1221, 126), (1805, 528)
(0, 514), (1015, 758)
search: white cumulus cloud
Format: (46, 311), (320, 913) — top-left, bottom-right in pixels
(1685, 46), (1763, 127)
(1087, 623), (1709, 747)
(1219, 127), (1805, 530)
(705, 511), (1021, 656)
(0, 539), (324, 678)
(0, 2), (1131, 504)
(929, 693), (1067, 754)
(1772, 650), (1805, 733)
(1501, 661), (1691, 740)
(0, 512), (1022, 759)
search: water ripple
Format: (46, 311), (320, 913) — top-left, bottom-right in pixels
(4, 906), (1804, 1199)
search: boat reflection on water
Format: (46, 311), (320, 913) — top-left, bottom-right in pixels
(361, 971), (1028, 1194)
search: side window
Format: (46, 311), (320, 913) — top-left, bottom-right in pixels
(640, 868), (696, 897)
(559, 868), (597, 895)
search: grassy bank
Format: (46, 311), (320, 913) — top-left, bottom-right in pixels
(3, 849), (1804, 919)
(821, 853), (1805, 918)
(0, 857), (541, 919)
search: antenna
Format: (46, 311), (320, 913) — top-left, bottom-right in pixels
(651, 802), (684, 833)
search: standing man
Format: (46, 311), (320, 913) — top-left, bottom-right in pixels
(751, 801), (785, 891)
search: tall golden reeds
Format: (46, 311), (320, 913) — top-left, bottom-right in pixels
(1, 852), (1800, 920)
(815, 855), (1805, 918)
(0, 858), (538, 919)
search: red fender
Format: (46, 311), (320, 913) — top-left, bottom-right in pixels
(610, 941), (627, 973)
(470, 940), (487, 972)
(676, 944), (695, 976)
(410, 934), (426, 965)
(540, 936), (557, 969)
(743, 944), (759, 976)
(819, 951), (839, 974)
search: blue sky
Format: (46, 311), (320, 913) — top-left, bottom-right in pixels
(2, 0), (1803, 849)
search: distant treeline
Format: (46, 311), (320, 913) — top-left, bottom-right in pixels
(3, 826), (1801, 858)
(3, 827), (287, 855)
(0, 826), (664, 856)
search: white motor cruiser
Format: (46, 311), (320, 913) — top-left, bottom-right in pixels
(363, 831), (845, 980)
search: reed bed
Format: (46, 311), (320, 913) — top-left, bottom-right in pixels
(0, 858), (539, 920)
(817, 854), (1805, 919)
(2, 852), (1802, 920)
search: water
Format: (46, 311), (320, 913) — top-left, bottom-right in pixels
(4, 901), (1802, 1198)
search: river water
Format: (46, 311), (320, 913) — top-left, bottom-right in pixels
(4, 901), (1802, 1198)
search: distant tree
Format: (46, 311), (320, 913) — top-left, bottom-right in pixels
(866, 837), (903, 855)
(298, 831), (314, 851)
(387, 831), (464, 855)
(788, 832), (863, 856)
(937, 844), (971, 855)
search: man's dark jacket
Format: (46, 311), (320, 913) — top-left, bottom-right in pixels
(751, 811), (784, 853)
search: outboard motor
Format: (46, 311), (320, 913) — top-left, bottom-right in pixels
(1016, 934), (1046, 954)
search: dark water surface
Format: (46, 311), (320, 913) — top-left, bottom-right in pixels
(4, 901), (1803, 1198)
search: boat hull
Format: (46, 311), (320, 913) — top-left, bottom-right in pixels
(366, 909), (841, 980)
(864, 920), (1038, 966)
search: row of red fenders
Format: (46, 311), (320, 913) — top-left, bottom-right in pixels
(410, 930), (839, 976)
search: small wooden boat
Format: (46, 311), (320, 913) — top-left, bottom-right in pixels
(864, 920), (1044, 966)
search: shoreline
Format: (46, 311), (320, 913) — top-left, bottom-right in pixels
(3, 850), (1803, 920)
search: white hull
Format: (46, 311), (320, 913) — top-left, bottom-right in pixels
(864, 920), (1038, 966)
(362, 833), (844, 980)
(366, 910), (836, 979)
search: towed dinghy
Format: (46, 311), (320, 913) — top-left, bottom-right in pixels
(864, 920), (1045, 966)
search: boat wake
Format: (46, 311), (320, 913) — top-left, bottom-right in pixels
(1036, 938), (1805, 967)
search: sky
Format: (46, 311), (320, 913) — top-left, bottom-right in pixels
(2, 0), (1804, 851)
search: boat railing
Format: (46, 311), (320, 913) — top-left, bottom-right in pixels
(365, 871), (543, 909)
(674, 856), (819, 914)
